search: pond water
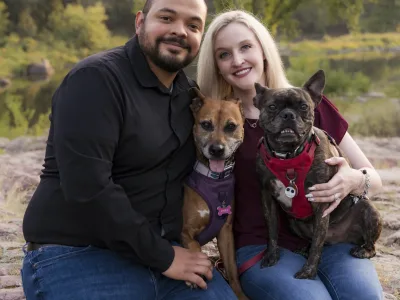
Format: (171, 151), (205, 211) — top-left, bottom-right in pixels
(0, 52), (399, 139)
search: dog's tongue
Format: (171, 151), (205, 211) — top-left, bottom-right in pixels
(209, 160), (225, 172)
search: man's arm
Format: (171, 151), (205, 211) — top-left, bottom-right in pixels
(53, 66), (174, 272)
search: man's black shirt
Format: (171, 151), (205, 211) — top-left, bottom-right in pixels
(22, 36), (197, 272)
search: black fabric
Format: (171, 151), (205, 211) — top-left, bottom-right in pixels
(22, 35), (197, 272)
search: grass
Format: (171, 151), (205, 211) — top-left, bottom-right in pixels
(0, 34), (127, 78)
(280, 32), (400, 54)
(332, 97), (400, 137)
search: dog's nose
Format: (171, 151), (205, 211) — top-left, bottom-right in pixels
(280, 109), (296, 120)
(209, 144), (225, 158)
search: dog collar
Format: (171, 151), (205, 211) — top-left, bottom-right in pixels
(193, 160), (234, 180)
(265, 129), (318, 159)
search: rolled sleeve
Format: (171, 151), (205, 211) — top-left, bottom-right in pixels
(314, 95), (349, 144)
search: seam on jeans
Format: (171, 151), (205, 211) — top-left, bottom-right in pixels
(32, 245), (94, 269)
(26, 255), (45, 299)
(245, 280), (278, 300)
(149, 268), (158, 299)
(317, 268), (339, 300)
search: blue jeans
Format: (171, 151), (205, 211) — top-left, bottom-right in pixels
(236, 243), (383, 300)
(21, 244), (237, 300)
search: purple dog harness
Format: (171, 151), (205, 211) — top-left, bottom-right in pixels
(185, 161), (235, 246)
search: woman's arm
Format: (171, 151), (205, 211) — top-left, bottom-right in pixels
(337, 131), (382, 196)
(306, 131), (383, 216)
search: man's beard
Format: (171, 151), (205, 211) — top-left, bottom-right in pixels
(139, 28), (195, 73)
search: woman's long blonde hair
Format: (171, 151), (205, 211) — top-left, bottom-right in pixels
(197, 10), (292, 99)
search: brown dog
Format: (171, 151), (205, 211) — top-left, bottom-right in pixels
(254, 70), (382, 279)
(181, 88), (247, 298)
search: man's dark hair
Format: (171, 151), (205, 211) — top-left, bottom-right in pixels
(142, 0), (206, 15)
(142, 0), (153, 14)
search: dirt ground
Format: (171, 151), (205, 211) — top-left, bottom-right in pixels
(0, 136), (399, 299)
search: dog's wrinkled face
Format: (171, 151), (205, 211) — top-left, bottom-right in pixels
(254, 70), (326, 151)
(190, 88), (245, 172)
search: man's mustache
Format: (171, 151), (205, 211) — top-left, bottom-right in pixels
(157, 37), (190, 50)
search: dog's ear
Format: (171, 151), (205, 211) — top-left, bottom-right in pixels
(189, 87), (205, 113)
(254, 82), (266, 95)
(235, 98), (245, 121)
(303, 70), (325, 106)
(253, 82), (268, 109)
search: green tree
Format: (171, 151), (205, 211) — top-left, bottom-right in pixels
(360, 0), (400, 33)
(213, 0), (371, 35)
(48, 3), (110, 50)
(0, 0), (9, 40)
(133, 0), (146, 13)
(16, 8), (38, 37)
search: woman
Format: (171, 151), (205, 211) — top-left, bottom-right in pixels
(197, 10), (383, 300)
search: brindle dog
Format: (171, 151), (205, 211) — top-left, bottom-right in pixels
(181, 88), (247, 299)
(254, 70), (382, 279)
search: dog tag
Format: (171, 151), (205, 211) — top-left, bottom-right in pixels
(217, 203), (232, 217)
(285, 181), (298, 199)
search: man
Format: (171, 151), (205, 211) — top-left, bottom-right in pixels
(20, 0), (237, 299)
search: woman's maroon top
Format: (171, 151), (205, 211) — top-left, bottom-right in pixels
(233, 96), (349, 251)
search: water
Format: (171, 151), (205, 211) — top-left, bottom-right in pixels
(0, 52), (399, 139)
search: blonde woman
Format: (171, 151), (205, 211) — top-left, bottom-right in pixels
(197, 10), (383, 300)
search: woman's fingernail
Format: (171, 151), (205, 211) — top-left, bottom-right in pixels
(308, 197), (315, 202)
(309, 187), (316, 191)
(305, 193), (313, 198)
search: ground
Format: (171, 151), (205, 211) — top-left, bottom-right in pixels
(0, 136), (399, 299)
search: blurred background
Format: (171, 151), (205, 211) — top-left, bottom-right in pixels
(0, 0), (399, 139)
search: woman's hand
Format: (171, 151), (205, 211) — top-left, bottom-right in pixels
(305, 157), (363, 217)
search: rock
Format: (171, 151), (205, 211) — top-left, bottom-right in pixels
(383, 214), (400, 230)
(0, 276), (22, 289)
(0, 223), (20, 242)
(4, 136), (47, 154)
(385, 232), (400, 246)
(0, 288), (25, 300)
(26, 58), (54, 80)
(0, 137), (10, 149)
(0, 264), (22, 276)
(0, 78), (11, 90)
(384, 292), (398, 300)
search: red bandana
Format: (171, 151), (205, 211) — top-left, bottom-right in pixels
(258, 134), (320, 219)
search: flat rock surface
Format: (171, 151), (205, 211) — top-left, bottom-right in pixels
(1, 136), (400, 299)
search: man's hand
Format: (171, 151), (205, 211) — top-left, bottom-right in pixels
(162, 246), (213, 289)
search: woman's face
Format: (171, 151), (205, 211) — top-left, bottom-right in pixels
(214, 22), (265, 93)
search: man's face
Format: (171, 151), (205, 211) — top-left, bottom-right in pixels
(136, 0), (207, 73)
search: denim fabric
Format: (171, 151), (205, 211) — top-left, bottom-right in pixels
(21, 244), (237, 300)
(236, 243), (383, 300)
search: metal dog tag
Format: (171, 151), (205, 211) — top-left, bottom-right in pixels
(285, 181), (298, 198)
(285, 170), (298, 199)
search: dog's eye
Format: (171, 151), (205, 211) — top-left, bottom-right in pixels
(301, 104), (308, 110)
(200, 121), (213, 131)
(224, 123), (237, 132)
(268, 105), (277, 110)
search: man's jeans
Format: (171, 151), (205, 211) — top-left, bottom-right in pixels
(21, 244), (237, 300)
(236, 243), (383, 300)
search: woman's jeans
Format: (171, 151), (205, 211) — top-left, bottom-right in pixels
(21, 244), (237, 300)
(236, 243), (383, 300)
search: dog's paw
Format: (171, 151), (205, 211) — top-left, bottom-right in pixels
(350, 245), (376, 259)
(237, 292), (250, 300)
(294, 266), (317, 280)
(185, 281), (198, 289)
(260, 249), (279, 268)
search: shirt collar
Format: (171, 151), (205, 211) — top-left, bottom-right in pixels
(124, 35), (193, 93)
